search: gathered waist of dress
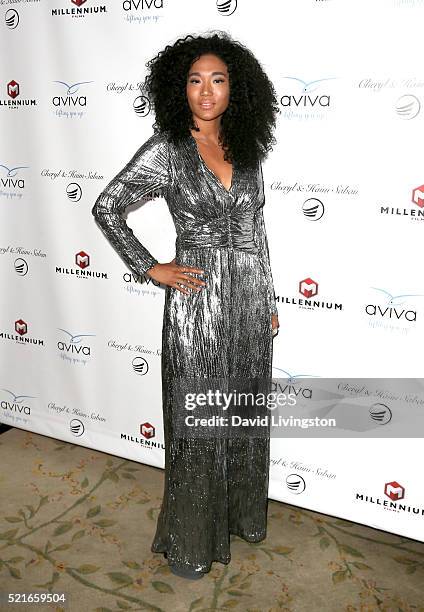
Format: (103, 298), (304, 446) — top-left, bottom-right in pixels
(176, 215), (259, 254)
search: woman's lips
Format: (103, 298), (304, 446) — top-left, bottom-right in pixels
(199, 102), (215, 109)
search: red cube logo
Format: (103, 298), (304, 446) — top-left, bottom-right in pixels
(140, 422), (155, 439)
(384, 481), (405, 501)
(299, 277), (318, 298)
(8, 80), (19, 99)
(75, 251), (90, 269)
(412, 185), (424, 208)
(15, 319), (27, 336)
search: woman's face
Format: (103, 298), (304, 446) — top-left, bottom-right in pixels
(186, 53), (230, 127)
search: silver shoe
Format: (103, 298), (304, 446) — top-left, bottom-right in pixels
(169, 564), (205, 580)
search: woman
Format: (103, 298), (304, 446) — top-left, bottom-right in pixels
(91, 31), (280, 580)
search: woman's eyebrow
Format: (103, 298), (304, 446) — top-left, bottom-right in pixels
(187, 71), (227, 78)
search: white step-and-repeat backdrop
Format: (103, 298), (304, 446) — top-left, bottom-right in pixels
(1, 0), (423, 542)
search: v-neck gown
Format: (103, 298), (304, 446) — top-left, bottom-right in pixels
(91, 130), (278, 575)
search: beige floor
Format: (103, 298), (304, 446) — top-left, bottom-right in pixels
(0, 427), (423, 612)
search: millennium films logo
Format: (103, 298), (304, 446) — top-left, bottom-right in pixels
(278, 77), (337, 120)
(365, 286), (422, 335)
(8, 80), (18, 99)
(1, 80), (37, 110)
(140, 422), (154, 438)
(56, 251), (108, 281)
(412, 185), (424, 209)
(379, 184), (424, 223)
(385, 481), (404, 501)
(355, 480), (424, 517)
(299, 277), (318, 299)
(5, 9), (20, 29)
(51, 1), (107, 19)
(52, 80), (93, 119)
(57, 329), (95, 366)
(277, 278), (343, 313)
(121, 422), (165, 450)
(0, 319), (44, 347)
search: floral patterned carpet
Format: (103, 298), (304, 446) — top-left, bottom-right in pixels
(0, 427), (423, 612)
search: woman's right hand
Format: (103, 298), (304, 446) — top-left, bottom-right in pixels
(146, 258), (207, 295)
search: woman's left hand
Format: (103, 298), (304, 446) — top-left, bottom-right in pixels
(271, 314), (279, 336)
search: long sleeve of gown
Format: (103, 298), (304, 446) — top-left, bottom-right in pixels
(254, 163), (278, 317)
(91, 131), (170, 276)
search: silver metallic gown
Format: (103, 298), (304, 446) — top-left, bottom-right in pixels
(91, 130), (278, 575)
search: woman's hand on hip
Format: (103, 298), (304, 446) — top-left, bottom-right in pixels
(271, 314), (279, 336)
(147, 258), (207, 295)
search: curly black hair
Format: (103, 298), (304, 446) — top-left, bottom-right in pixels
(141, 30), (279, 170)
